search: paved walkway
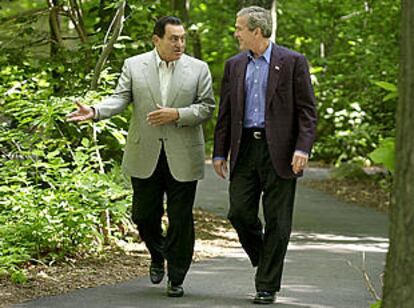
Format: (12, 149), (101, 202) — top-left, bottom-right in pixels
(14, 166), (388, 307)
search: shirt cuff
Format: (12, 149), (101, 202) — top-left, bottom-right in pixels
(294, 150), (309, 158)
(91, 106), (99, 121)
(213, 157), (226, 161)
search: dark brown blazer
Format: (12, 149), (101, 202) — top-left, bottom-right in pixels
(213, 43), (317, 179)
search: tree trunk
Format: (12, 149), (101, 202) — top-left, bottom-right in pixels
(172, 0), (189, 23)
(270, 0), (277, 42)
(68, 0), (87, 43)
(382, 0), (414, 307)
(97, 0), (116, 31)
(189, 31), (202, 59)
(48, 0), (63, 93)
(91, 1), (126, 90)
(48, 0), (63, 57)
(67, 0), (92, 71)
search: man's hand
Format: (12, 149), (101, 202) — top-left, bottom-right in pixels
(213, 159), (228, 179)
(291, 151), (309, 174)
(66, 101), (95, 122)
(147, 104), (179, 127)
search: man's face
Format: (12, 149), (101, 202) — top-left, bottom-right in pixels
(234, 15), (256, 51)
(153, 24), (186, 62)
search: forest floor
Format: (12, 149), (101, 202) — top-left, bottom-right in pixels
(301, 165), (391, 213)
(0, 172), (390, 308)
(301, 178), (390, 213)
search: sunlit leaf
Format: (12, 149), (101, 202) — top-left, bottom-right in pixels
(368, 137), (395, 173)
(373, 81), (397, 92)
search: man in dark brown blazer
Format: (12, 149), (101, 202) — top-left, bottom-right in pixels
(213, 6), (317, 305)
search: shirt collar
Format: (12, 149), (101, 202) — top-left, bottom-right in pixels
(248, 41), (272, 63)
(154, 48), (176, 68)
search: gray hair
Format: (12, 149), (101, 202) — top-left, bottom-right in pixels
(237, 6), (272, 38)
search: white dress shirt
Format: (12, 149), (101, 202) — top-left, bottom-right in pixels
(154, 49), (176, 106)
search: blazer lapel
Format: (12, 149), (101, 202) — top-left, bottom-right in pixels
(167, 57), (189, 106)
(235, 53), (249, 111)
(143, 51), (161, 106)
(266, 43), (284, 105)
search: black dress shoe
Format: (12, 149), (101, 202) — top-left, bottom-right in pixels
(149, 262), (165, 284)
(253, 291), (276, 304)
(167, 280), (184, 297)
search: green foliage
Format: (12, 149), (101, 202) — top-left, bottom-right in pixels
(313, 102), (376, 163)
(370, 300), (382, 308)
(0, 62), (132, 279)
(373, 81), (398, 102)
(369, 137), (395, 174)
(10, 270), (28, 285)
(330, 162), (369, 180)
(0, 166), (131, 273)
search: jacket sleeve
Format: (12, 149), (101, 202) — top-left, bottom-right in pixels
(213, 60), (232, 159)
(94, 60), (132, 120)
(293, 55), (317, 154)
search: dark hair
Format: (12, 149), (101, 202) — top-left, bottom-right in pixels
(153, 16), (182, 38)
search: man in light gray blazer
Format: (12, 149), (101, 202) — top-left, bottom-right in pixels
(67, 16), (215, 298)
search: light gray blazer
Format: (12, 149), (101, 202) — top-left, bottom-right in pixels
(94, 50), (215, 181)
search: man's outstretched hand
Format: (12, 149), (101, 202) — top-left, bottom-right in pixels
(66, 101), (95, 122)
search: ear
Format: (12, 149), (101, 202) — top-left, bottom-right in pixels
(152, 34), (159, 45)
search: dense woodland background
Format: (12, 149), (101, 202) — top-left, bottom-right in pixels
(0, 0), (403, 304)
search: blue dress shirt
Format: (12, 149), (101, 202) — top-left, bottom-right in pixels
(243, 43), (272, 128)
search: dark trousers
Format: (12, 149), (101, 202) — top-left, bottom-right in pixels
(131, 148), (197, 285)
(229, 134), (296, 292)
